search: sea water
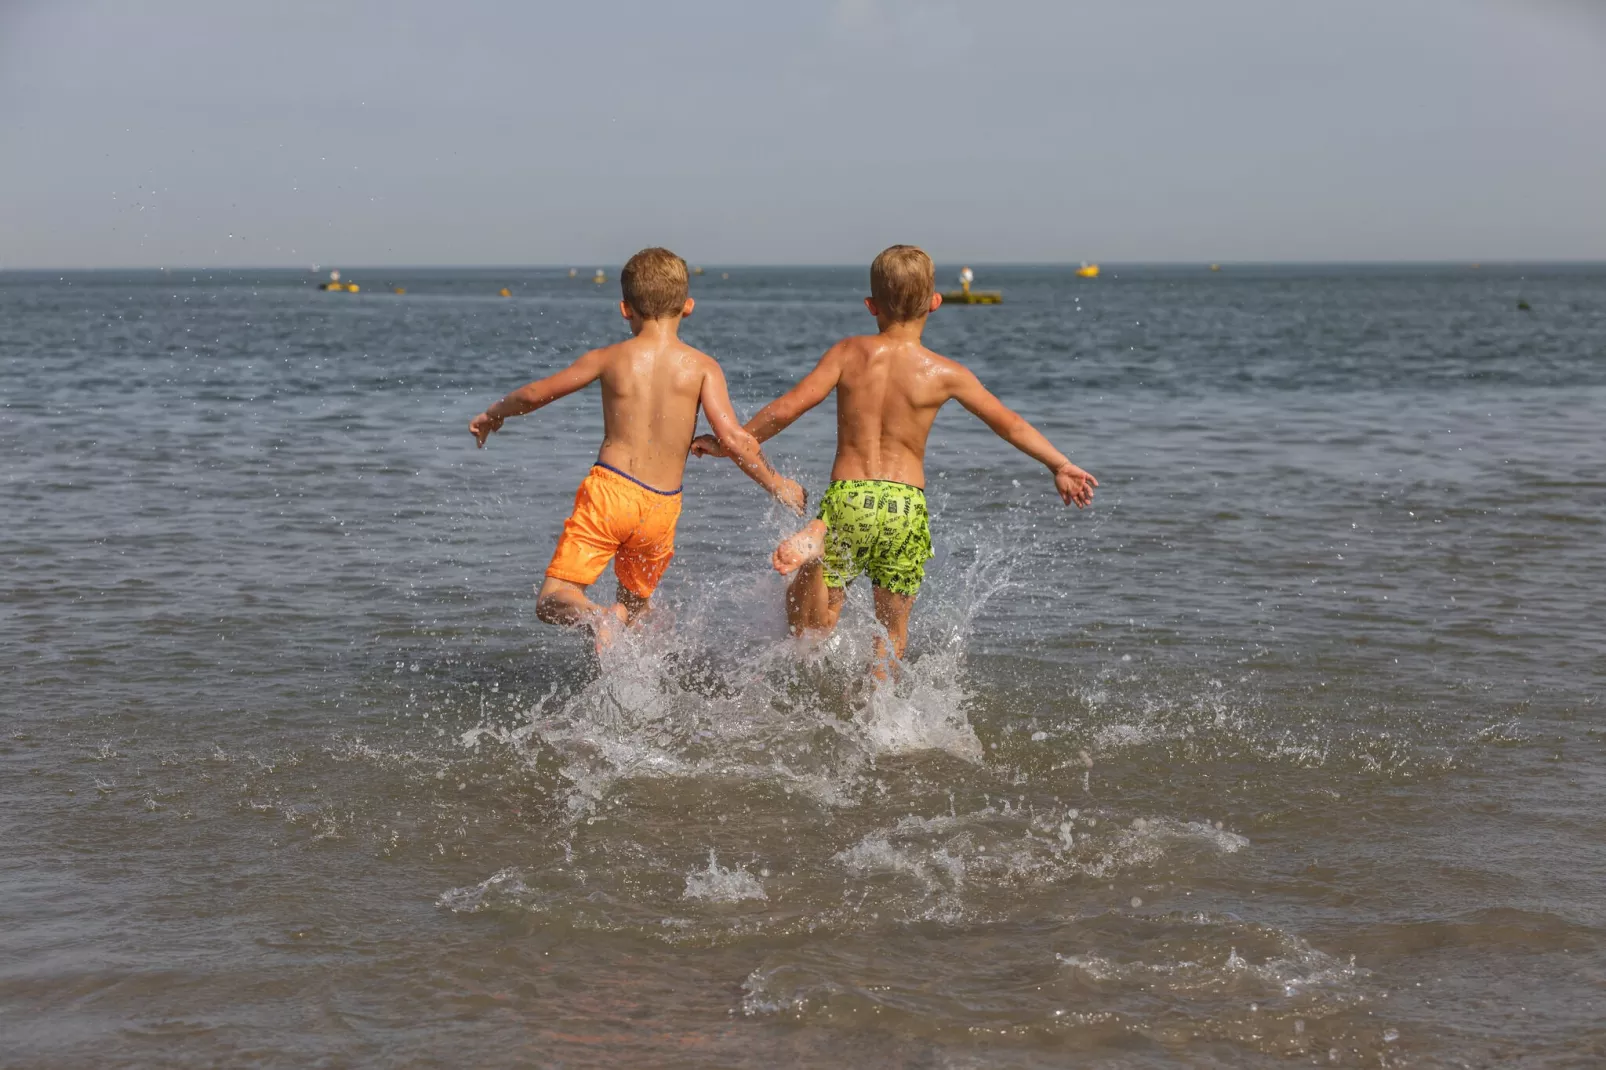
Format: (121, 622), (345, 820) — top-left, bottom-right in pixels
(2, 264), (1604, 1067)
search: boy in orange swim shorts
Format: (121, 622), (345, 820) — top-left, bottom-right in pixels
(470, 248), (804, 643)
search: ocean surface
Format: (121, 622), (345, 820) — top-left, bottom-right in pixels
(3, 263), (1604, 1068)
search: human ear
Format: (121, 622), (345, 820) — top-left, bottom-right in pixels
(864, 297), (879, 317)
(928, 292), (942, 313)
(681, 297), (695, 318)
(619, 301), (632, 320)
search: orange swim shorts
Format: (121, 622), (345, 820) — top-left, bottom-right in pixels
(545, 463), (683, 599)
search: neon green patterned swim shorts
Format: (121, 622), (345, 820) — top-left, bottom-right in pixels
(817, 479), (933, 597)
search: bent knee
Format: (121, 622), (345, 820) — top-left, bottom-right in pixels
(535, 594), (568, 624)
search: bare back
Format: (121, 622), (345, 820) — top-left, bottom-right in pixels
(828, 334), (962, 487)
(594, 336), (712, 491)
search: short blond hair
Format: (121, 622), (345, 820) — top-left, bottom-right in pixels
(620, 247), (689, 318)
(870, 245), (935, 322)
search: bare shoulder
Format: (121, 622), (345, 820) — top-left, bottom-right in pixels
(921, 346), (977, 386)
(836, 334), (879, 358)
(676, 341), (722, 376)
(587, 338), (632, 368)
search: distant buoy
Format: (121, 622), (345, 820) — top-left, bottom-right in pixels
(1517, 298), (1531, 311)
(392, 287), (406, 295)
(692, 266), (705, 276)
(593, 270), (606, 284)
(943, 265), (1000, 304)
(1075, 262), (1100, 279)
(1209, 264), (1221, 272)
(318, 268), (356, 292)
(498, 287), (511, 297)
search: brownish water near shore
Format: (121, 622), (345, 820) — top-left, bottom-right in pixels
(4, 264), (1604, 1067)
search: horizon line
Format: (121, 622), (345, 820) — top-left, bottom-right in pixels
(3, 257), (1605, 274)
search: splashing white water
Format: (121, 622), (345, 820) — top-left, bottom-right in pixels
(456, 538), (1025, 820)
(683, 849), (767, 903)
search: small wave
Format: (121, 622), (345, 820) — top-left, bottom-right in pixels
(437, 867), (531, 914)
(682, 849), (767, 903)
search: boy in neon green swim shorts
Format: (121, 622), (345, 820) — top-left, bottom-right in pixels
(692, 245), (1097, 670)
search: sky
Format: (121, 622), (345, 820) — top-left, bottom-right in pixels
(2, 0), (1604, 268)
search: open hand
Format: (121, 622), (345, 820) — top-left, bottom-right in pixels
(469, 411), (503, 448)
(1054, 462), (1098, 507)
(775, 477), (807, 517)
(689, 434), (726, 458)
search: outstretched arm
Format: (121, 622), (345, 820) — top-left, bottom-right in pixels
(469, 349), (607, 447)
(691, 345), (843, 457)
(950, 368), (1098, 507)
(699, 362), (807, 514)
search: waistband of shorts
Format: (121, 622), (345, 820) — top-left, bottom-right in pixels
(592, 461), (682, 496)
(826, 478), (925, 495)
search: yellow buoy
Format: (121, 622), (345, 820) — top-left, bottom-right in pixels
(942, 265), (1000, 303)
(593, 270), (606, 284)
(498, 287), (511, 297)
(346, 283), (359, 293)
(692, 266), (705, 276)
(1209, 264), (1221, 272)
(392, 287), (406, 295)
(1075, 263), (1100, 279)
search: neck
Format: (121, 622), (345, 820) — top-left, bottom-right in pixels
(630, 316), (682, 340)
(876, 316), (927, 342)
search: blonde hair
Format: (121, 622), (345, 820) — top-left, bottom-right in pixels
(620, 247), (689, 318)
(870, 245), (935, 322)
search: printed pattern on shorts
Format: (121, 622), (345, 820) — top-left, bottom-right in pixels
(816, 479), (932, 596)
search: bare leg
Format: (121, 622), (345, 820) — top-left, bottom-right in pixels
(785, 560), (827, 635)
(870, 586), (916, 680)
(615, 584), (650, 625)
(786, 566), (847, 638)
(775, 520), (846, 638)
(536, 576), (628, 648)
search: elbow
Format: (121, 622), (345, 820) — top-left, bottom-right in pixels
(719, 428), (760, 459)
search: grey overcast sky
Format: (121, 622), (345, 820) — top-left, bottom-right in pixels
(2, 0), (1604, 268)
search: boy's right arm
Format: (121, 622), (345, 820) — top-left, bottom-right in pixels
(469, 349), (607, 447)
(698, 361), (806, 514)
(949, 366), (1098, 507)
(690, 345), (843, 457)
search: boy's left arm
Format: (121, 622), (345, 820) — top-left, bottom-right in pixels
(950, 368), (1098, 507)
(470, 349), (607, 447)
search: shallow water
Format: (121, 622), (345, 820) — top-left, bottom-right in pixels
(3, 263), (1604, 1067)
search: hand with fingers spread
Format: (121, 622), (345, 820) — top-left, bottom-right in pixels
(469, 411), (504, 447)
(1054, 461), (1098, 508)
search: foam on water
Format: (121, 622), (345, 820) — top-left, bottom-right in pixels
(453, 537), (1020, 823)
(682, 849), (768, 903)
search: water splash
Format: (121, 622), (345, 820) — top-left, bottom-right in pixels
(455, 535), (1024, 821)
(683, 849), (768, 903)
